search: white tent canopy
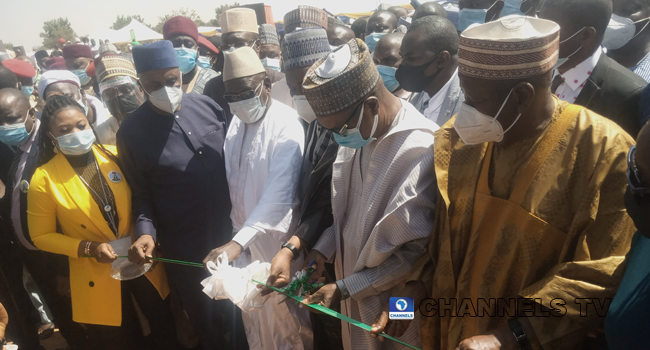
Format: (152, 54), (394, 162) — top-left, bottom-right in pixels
(115, 20), (163, 43)
(89, 19), (162, 44)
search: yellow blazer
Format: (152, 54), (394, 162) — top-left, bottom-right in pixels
(28, 145), (169, 326)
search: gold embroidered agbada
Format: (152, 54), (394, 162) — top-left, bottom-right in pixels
(420, 98), (636, 349)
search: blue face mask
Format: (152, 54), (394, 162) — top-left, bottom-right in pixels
(197, 56), (212, 69)
(54, 128), (96, 156)
(376, 65), (400, 92)
(0, 110), (33, 146)
(71, 68), (92, 86)
(333, 97), (379, 149)
(261, 57), (281, 72)
(175, 48), (197, 74)
(458, 9), (489, 32)
(501, 0), (526, 17)
(364, 32), (387, 52)
(21, 85), (34, 98)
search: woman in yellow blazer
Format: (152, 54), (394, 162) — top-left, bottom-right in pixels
(27, 95), (176, 350)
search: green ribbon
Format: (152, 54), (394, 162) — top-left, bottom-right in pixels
(252, 279), (421, 350)
(83, 255), (204, 268)
(84, 255), (420, 349)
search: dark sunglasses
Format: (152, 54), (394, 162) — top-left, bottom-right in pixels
(224, 81), (263, 103)
(325, 102), (364, 135)
(220, 39), (258, 52)
(628, 145), (650, 198)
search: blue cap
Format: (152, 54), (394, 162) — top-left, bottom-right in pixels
(132, 40), (178, 74)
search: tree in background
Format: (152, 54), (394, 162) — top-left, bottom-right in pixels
(3, 43), (14, 50)
(154, 8), (206, 33)
(111, 15), (155, 30)
(210, 3), (241, 27)
(40, 18), (76, 49)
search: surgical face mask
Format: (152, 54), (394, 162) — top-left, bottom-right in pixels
(175, 47), (197, 74)
(376, 65), (400, 92)
(197, 56), (212, 69)
(333, 97), (379, 149)
(553, 27), (585, 71)
(53, 128), (96, 156)
(261, 57), (281, 72)
(453, 88), (522, 145)
(106, 94), (142, 122)
(293, 95), (317, 123)
(21, 85), (34, 98)
(395, 53), (442, 93)
(71, 68), (92, 86)
(0, 110), (33, 146)
(603, 14), (650, 50)
(501, 0), (527, 17)
(364, 33), (387, 52)
(330, 45), (341, 51)
(458, 0), (500, 32)
(228, 83), (267, 124)
(143, 85), (183, 114)
(77, 97), (89, 116)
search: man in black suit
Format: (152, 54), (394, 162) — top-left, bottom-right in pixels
(540, 0), (648, 138)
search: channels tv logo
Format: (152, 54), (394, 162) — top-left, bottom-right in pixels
(389, 297), (414, 320)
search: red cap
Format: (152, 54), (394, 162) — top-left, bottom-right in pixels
(1, 59), (36, 78)
(86, 60), (96, 76)
(58, 38), (66, 45)
(198, 36), (219, 54)
(163, 16), (199, 43)
(50, 61), (68, 70)
(62, 44), (93, 59)
(44, 57), (64, 68)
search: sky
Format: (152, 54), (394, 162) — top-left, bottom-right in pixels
(0, 0), (409, 51)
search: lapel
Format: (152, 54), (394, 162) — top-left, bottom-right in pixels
(331, 146), (355, 239)
(54, 146), (118, 241)
(574, 54), (607, 108)
(95, 148), (130, 239)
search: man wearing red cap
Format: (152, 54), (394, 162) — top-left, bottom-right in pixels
(163, 16), (220, 95)
(1, 59), (45, 112)
(62, 44), (96, 97)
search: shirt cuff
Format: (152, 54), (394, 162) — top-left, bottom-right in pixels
(232, 226), (260, 250)
(135, 219), (157, 241)
(312, 227), (336, 261)
(342, 272), (375, 300)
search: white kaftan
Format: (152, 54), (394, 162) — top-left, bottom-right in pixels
(312, 100), (438, 350)
(225, 99), (312, 350)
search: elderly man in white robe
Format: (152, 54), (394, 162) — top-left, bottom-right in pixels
(202, 46), (312, 350)
(301, 38), (439, 350)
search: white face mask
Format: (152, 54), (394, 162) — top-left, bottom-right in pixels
(603, 14), (650, 50)
(53, 129), (96, 156)
(144, 85), (183, 114)
(453, 88), (522, 145)
(261, 57), (281, 72)
(553, 27), (585, 71)
(228, 83), (268, 124)
(292, 95), (317, 123)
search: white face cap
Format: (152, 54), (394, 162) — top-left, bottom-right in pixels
(222, 46), (265, 82)
(315, 44), (352, 79)
(221, 8), (260, 35)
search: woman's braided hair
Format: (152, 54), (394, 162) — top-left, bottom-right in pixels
(38, 95), (120, 168)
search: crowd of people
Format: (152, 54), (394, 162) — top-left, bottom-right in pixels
(1, 0), (650, 349)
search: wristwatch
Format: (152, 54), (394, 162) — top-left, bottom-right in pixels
(336, 279), (351, 300)
(508, 318), (533, 350)
(281, 242), (300, 262)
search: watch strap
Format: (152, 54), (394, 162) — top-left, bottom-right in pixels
(336, 279), (351, 300)
(508, 318), (533, 350)
(281, 242), (299, 262)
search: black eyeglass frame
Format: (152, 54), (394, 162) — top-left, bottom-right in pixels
(628, 145), (650, 199)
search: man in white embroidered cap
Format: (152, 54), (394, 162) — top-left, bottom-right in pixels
(300, 37), (439, 350)
(202, 46), (311, 350)
(372, 15), (636, 350)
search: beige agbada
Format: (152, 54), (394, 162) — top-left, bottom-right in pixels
(419, 98), (636, 349)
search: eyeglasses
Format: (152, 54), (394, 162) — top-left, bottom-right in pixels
(628, 145), (650, 200)
(224, 81), (263, 103)
(220, 39), (258, 52)
(325, 102), (363, 135)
